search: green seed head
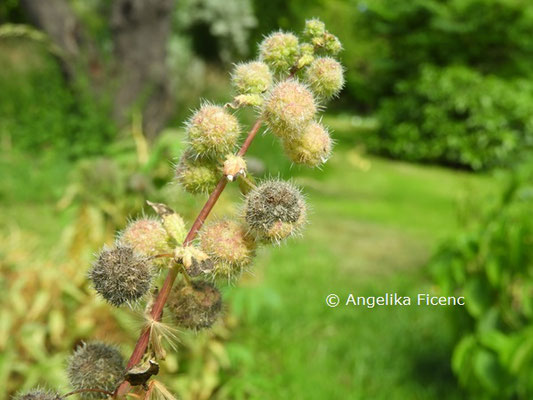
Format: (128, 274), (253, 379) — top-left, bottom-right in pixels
(283, 121), (332, 167)
(259, 31), (299, 73)
(244, 180), (307, 243)
(297, 43), (315, 69)
(232, 61), (273, 94)
(168, 280), (222, 330)
(305, 57), (344, 100)
(119, 218), (170, 258)
(89, 244), (153, 307)
(200, 219), (256, 278)
(324, 33), (342, 55)
(186, 104), (240, 157)
(67, 341), (125, 399)
(303, 18), (326, 39)
(14, 390), (61, 400)
(262, 79), (317, 139)
(175, 152), (221, 195)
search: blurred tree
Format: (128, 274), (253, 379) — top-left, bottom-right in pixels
(19, 0), (175, 140)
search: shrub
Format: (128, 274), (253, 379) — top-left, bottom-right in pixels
(431, 164), (533, 398)
(368, 65), (533, 170)
(354, 0), (533, 107)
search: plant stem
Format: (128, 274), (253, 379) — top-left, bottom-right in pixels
(115, 117), (264, 398)
(153, 253), (173, 259)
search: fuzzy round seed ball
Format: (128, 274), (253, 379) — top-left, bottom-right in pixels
(244, 180), (307, 242)
(200, 220), (256, 278)
(187, 105), (240, 157)
(168, 280), (222, 330)
(297, 43), (315, 69)
(119, 218), (170, 257)
(14, 390), (61, 400)
(67, 342), (125, 399)
(175, 153), (221, 195)
(232, 61), (273, 94)
(89, 244), (153, 307)
(259, 31), (299, 73)
(283, 121), (332, 167)
(303, 18), (326, 39)
(262, 80), (317, 139)
(305, 57), (344, 100)
(324, 33), (342, 55)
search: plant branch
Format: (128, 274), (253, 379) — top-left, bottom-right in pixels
(115, 117), (264, 397)
(153, 253), (174, 259)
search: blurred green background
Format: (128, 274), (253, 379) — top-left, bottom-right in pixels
(1, 0), (533, 399)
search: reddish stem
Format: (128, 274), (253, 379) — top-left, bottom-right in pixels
(237, 118), (262, 157)
(153, 253), (173, 258)
(115, 118), (263, 398)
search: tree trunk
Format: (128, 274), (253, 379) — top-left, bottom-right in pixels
(111, 0), (175, 140)
(20, 0), (175, 141)
(19, 0), (99, 80)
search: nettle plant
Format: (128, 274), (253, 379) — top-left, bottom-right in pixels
(17, 19), (344, 400)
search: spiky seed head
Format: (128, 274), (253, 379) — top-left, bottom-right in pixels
(89, 244), (153, 307)
(244, 180), (307, 242)
(119, 218), (170, 258)
(259, 31), (299, 73)
(231, 61), (273, 94)
(223, 155), (247, 179)
(282, 121), (332, 167)
(67, 341), (125, 399)
(175, 152), (221, 195)
(297, 43), (315, 69)
(262, 80), (317, 139)
(324, 33), (342, 55)
(200, 219), (256, 278)
(14, 390), (61, 400)
(186, 105), (240, 157)
(303, 18), (326, 39)
(167, 280), (222, 330)
(305, 57), (344, 100)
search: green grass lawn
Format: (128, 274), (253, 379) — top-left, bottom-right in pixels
(220, 147), (499, 400)
(1, 139), (500, 399)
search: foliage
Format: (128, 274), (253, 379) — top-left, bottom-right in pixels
(368, 65), (533, 170)
(0, 40), (115, 157)
(352, 0), (533, 105)
(174, 0), (257, 62)
(431, 163), (533, 398)
(355, 0), (533, 168)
